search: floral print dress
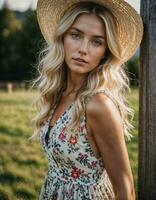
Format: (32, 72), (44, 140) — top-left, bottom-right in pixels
(39, 89), (116, 200)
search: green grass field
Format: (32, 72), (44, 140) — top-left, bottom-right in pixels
(0, 88), (139, 200)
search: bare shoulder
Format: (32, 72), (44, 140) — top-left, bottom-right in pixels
(86, 92), (124, 140)
(86, 92), (122, 125)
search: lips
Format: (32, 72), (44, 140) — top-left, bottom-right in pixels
(73, 58), (88, 63)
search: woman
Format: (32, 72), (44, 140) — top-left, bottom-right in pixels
(29, 0), (143, 199)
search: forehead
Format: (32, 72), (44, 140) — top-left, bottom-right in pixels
(70, 14), (106, 36)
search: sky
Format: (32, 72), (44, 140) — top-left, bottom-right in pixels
(0, 0), (140, 13)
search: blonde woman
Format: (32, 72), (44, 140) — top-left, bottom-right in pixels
(30, 0), (143, 199)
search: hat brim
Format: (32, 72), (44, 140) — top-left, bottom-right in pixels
(37, 0), (143, 62)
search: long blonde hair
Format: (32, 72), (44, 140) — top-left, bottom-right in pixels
(29, 2), (134, 142)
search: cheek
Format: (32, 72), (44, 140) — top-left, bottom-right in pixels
(90, 48), (105, 63)
(64, 38), (77, 56)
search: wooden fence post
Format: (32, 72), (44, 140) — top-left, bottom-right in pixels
(138, 0), (156, 199)
(7, 82), (13, 93)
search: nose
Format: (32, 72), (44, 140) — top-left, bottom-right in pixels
(78, 39), (88, 55)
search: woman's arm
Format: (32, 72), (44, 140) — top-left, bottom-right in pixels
(86, 93), (135, 200)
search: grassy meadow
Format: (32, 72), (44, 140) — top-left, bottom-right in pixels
(0, 87), (139, 199)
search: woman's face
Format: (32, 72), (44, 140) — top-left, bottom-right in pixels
(63, 13), (107, 75)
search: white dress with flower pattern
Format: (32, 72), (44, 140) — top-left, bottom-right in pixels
(39, 89), (115, 200)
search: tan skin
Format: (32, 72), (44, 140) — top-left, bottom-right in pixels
(49, 13), (135, 199)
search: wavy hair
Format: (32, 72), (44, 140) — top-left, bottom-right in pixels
(29, 2), (135, 142)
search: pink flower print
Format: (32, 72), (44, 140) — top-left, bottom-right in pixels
(71, 166), (84, 179)
(91, 161), (97, 168)
(88, 161), (97, 168)
(52, 148), (57, 155)
(78, 126), (85, 132)
(80, 153), (88, 160)
(58, 127), (66, 140)
(64, 176), (68, 181)
(67, 187), (73, 197)
(51, 193), (57, 200)
(58, 132), (65, 141)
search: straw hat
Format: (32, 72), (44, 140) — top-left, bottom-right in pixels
(37, 0), (143, 62)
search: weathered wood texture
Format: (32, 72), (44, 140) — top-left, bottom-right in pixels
(139, 0), (156, 199)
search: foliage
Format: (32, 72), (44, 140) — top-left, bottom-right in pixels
(0, 5), (21, 81)
(0, 6), (44, 81)
(13, 9), (44, 81)
(125, 57), (139, 86)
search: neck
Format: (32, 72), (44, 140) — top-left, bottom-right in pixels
(65, 68), (88, 94)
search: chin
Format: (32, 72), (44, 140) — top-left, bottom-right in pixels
(69, 67), (88, 74)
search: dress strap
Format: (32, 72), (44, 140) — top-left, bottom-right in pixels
(84, 88), (122, 118)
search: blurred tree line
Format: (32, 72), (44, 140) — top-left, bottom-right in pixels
(0, 4), (139, 86)
(0, 4), (44, 82)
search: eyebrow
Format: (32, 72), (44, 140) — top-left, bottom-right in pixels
(70, 27), (106, 40)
